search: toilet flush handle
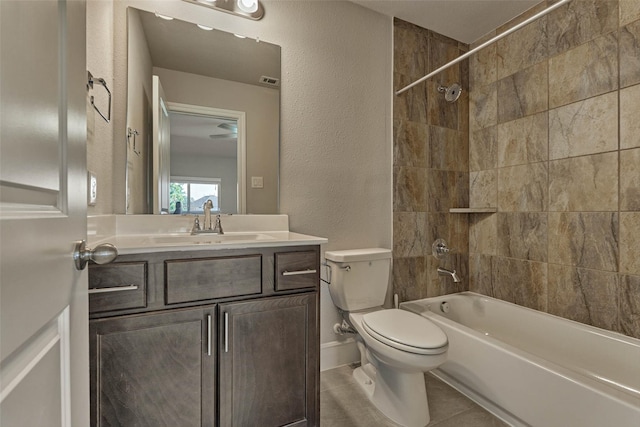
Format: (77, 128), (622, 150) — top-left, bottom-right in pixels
(320, 263), (350, 285)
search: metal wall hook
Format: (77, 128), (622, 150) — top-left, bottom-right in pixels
(87, 71), (112, 123)
(127, 128), (141, 156)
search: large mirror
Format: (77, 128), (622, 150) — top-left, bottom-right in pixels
(126, 7), (280, 215)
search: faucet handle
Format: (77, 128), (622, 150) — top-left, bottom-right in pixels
(432, 238), (454, 259)
(191, 215), (201, 234)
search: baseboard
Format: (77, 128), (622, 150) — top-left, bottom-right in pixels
(320, 338), (359, 371)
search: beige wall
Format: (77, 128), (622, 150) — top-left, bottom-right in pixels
(392, 19), (470, 302)
(468, 0), (640, 339)
(153, 67), (279, 214)
(87, 0), (393, 347)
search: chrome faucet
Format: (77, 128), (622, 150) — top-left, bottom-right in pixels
(437, 267), (461, 283)
(203, 199), (213, 230)
(191, 201), (224, 235)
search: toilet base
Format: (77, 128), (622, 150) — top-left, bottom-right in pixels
(353, 363), (430, 427)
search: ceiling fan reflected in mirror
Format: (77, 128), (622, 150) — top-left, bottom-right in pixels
(209, 121), (238, 139)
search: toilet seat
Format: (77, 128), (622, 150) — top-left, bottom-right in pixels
(361, 309), (448, 355)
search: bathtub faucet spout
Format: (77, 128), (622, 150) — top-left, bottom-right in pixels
(437, 267), (461, 283)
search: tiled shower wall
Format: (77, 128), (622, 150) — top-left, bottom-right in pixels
(392, 19), (470, 302)
(468, 0), (640, 339)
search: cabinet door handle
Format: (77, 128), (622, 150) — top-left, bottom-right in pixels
(207, 314), (212, 356)
(88, 285), (138, 294)
(224, 312), (229, 353)
(282, 269), (317, 276)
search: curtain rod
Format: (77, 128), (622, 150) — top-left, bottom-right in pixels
(395, 0), (571, 96)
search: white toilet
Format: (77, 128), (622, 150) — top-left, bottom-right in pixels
(325, 248), (448, 427)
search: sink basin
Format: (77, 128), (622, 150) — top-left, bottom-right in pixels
(149, 233), (276, 245)
(113, 232), (278, 248)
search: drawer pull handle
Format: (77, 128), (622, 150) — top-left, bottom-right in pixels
(207, 315), (212, 356)
(88, 285), (138, 294)
(282, 269), (317, 276)
(224, 312), (229, 353)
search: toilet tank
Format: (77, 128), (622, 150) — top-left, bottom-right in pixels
(324, 248), (391, 311)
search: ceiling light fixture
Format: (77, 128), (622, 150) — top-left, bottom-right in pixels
(181, 0), (264, 20)
(197, 24), (214, 31)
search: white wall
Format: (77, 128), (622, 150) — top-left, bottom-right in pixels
(88, 0), (393, 366)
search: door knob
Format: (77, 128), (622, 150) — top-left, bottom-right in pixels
(73, 240), (118, 270)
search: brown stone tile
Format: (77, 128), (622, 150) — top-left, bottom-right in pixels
(427, 213), (469, 258)
(470, 32), (497, 90)
(492, 256), (548, 311)
(429, 126), (468, 172)
(548, 152), (619, 211)
(393, 212), (428, 258)
(497, 61), (548, 124)
(620, 83), (640, 149)
(498, 162), (548, 212)
(470, 214), (497, 255)
(470, 170), (497, 209)
(620, 148), (640, 211)
(427, 253), (468, 297)
(620, 0), (640, 26)
(620, 274), (640, 339)
(394, 24), (428, 79)
(392, 256), (427, 302)
(547, 264), (619, 330)
(620, 212), (640, 275)
(547, 0), (619, 57)
(548, 32), (618, 108)
(497, 111), (548, 167)
(548, 212), (619, 271)
(470, 126), (497, 172)
(496, 15), (548, 79)
(620, 19), (640, 88)
(427, 170), (469, 212)
(394, 72), (428, 123)
(549, 91), (618, 159)
(470, 82), (497, 131)
(393, 166), (428, 212)
(497, 212), (548, 262)
(469, 253), (494, 296)
(393, 119), (429, 167)
(428, 80), (459, 130)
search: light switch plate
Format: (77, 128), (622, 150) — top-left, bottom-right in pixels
(88, 171), (97, 206)
(251, 176), (264, 189)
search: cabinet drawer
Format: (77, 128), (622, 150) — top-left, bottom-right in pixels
(165, 255), (262, 304)
(89, 262), (147, 313)
(275, 251), (319, 291)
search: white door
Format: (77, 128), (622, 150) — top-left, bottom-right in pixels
(152, 75), (171, 214)
(0, 0), (89, 426)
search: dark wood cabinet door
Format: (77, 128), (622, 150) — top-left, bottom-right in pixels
(90, 306), (216, 427)
(219, 294), (318, 427)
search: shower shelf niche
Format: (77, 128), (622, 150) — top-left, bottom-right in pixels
(449, 207), (497, 214)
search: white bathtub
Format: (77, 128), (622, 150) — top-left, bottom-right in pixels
(401, 292), (640, 427)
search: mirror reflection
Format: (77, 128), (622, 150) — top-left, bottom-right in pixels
(125, 7), (281, 214)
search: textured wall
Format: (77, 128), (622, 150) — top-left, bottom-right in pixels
(468, 0), (640, 339)
(392, 19), (470, 302)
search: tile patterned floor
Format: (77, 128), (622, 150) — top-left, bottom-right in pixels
(320, 365), (509, 427)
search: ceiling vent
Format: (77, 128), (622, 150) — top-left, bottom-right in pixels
(259, 75), (280, 87)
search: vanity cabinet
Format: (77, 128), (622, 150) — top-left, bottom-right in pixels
(219, 293), (317, 427)
(89, 306), (216, 426)
(89, 245), (320, 427)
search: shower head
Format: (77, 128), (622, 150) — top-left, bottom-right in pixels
(437, 83), (462, 103)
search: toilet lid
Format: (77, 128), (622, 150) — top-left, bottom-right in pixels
(362, 309), (448, 355)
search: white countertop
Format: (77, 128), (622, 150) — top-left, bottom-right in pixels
(88, 214), (327, 255)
